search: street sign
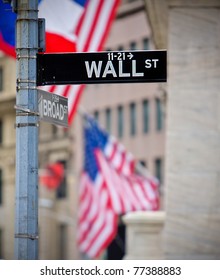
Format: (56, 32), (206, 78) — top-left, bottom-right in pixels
(37, 50), (166, 85)
(38, 89), (68, 127)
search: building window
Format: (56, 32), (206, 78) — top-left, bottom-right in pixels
(0, 120), (2, 144)
(118, 45), (123, 51)
(0, 169), (2, 205)
(155, 158), (162, 184)
(52, 125), (58, 137)
(143, 38), (149, 50)
(0, 229), (3, 259)
(130, 41), (136, 50)
(59, 224), (67, 260)
(139, 160), (147, 168)
(142, 99), (149, 133)
(105, 108), (111, 133)
(0, 67), (3, 92)
(94, 110), (99, 122)
(56, 160), (67, 199)
(129, 102), (136, 136)
(117, 106), (123, 138)
(156, 98), (163, 131)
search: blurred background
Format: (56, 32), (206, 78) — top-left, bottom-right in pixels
(0, 0), (220, 260)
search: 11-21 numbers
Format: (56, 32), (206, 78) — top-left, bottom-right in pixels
(107, 52), (127, 61)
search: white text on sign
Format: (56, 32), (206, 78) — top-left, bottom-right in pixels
(85, 52), (159, 79)
(43, 98), (68, 121)
(85, 60), (145, 78)
(38, 90), (68, 127)
(37, 50), (167, 85)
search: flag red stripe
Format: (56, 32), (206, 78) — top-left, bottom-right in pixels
(80, 198), (108, 252)
(45, 32), (76, 53)
(84, 209), (117, 258)
(75, 1), (87, 40)
(78, 170), (118, 258)
(78, 174), (103, 242)
(62, 85), (70, 98)
(107, 141), (117, 162)
(78, 182), (114, 256)
(78, 186), (92, 225)
(89, 214), (117, 258)
(82, 1), (104, 52)
(117, 151), (126, 174)
(68, 84), (85, 124)
(96, 0), (119, 51)
(0, 34), (16, 58)
(48, 85), (56, 93)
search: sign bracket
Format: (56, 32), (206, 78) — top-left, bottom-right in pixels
(14, 105), (40, 116)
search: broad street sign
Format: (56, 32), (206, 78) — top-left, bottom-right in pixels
(38, 89), (68, 127)
(37, 50), (166, 86)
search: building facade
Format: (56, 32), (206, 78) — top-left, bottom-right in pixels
(145, 0), (220, 259)
(0, 55), (16, 259)
(0, 0), (165, 260)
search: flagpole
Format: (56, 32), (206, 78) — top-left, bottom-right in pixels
(14, 0), (39, 259)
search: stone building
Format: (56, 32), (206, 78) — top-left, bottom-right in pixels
(0, 0), (165, 259)
(145, 0), (220, 259)
(0, 56), (16, 259)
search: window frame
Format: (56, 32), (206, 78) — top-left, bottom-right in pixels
(0, 67), (3, 92)
(143, 37), (149, 50)
(142, 99), (149, 133)
(59, 223), (67, 260)
(0, 228), (3, 259)
(0, 120), (2, 144)
(130, 41), (136, 50)
(0, 169), (2, 205)
(156, 98), (163, 131)
(105, 107), (111, 133)
(129, 102), (136, 136)
(56, 160), (67, 199)
(117, 105), (123, 138)
(94, 110), (99, 122)
(155, 158), (163, 184)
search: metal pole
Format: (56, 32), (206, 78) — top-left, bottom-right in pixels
(14, 0), (39, 259)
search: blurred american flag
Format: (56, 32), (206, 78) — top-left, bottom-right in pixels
(77, 116), (160, 258)
(39, 0), (120, 124)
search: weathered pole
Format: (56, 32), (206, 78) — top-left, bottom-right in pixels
(14, 0), (39, 259)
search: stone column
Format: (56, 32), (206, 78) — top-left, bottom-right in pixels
(144, 0), (220, 260)
(164, 0), (220, 259)
(122, 211), (165, 259)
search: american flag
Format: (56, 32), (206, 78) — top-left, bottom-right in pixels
(77, 116), (160, 258)
(39, 0), (120, 123)
(0, 0), (120, 124)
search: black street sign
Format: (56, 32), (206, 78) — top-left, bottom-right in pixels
(38, 89), (68, 127)
(37, 50), (166, 86)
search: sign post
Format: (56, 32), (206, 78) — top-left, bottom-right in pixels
(14, 0), (39, 259)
